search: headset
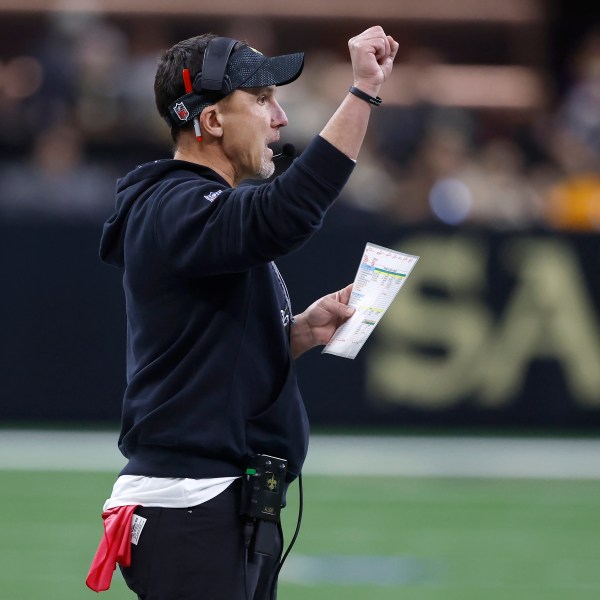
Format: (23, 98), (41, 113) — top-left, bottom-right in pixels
(166, 36), (238, 132)
(195, 37), (237, 95)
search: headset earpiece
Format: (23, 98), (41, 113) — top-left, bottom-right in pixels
(194, 37), (237, 95)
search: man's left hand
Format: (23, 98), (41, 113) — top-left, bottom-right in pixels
(291, 284), (354, 359)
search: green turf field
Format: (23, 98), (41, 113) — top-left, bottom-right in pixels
(1, 470), (599, 599)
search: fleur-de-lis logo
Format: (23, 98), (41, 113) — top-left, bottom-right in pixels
(266, 473), (278, 492)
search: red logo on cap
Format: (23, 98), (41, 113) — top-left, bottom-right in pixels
(174, 102), (190, 121)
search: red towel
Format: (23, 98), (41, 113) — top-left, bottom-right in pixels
(86, 504), (140, 592)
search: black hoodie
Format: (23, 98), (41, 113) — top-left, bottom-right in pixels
(99, 135), (354, 482)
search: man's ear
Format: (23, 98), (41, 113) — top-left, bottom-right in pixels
(199, 105), (223, 139)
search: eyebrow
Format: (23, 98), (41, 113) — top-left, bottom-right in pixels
(247, 85), (276, 96)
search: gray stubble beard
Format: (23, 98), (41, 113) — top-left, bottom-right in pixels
(257, 155), (275, 180)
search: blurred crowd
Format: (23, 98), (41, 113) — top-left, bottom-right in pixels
(1, 13), (599, 231)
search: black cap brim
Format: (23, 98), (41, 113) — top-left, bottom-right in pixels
(227, 47), (304, 90)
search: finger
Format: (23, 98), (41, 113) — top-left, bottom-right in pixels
(356, 25), (385, 39)
(383, 34), (391, 58)
(371, 36), (388, 62)
(387, 37), (399, 66)
(350, 35), (384, 57)
(338, 283), (353, 305)
(322, 294), (354, 319)
(333, 286), (354, 318)
(350, 27), (388, 58)
(373, 34), (394, 65)
(337, 300), (355, 318)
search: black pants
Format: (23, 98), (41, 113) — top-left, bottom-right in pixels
(119, 480), (282, 600)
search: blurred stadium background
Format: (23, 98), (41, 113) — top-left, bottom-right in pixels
(1, 0), (600, 598)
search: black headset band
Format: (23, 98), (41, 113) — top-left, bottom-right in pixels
(165, 36), (238, 128)
(164, 92), (212, 128)
(197, 37), (237, 93)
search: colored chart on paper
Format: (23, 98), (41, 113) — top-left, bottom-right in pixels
(323, 242), (419, 359)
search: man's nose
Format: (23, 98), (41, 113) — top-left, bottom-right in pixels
(272, 100), (288, 128)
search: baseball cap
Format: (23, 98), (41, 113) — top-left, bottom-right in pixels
(166, 42), (304, 128)
(226, 45), (304, 90)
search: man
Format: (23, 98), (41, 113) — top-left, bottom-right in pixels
(89, 25), (398, 599)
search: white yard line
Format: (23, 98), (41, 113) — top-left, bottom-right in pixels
(1, 429), (599, 479)
(306, 435), (600, 480)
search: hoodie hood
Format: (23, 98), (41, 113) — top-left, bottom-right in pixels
(99, 159), (226, 267)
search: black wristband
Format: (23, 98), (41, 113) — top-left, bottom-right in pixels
(348, 86), (383, 107)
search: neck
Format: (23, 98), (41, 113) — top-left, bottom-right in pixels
(173, 136), (236, 187)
